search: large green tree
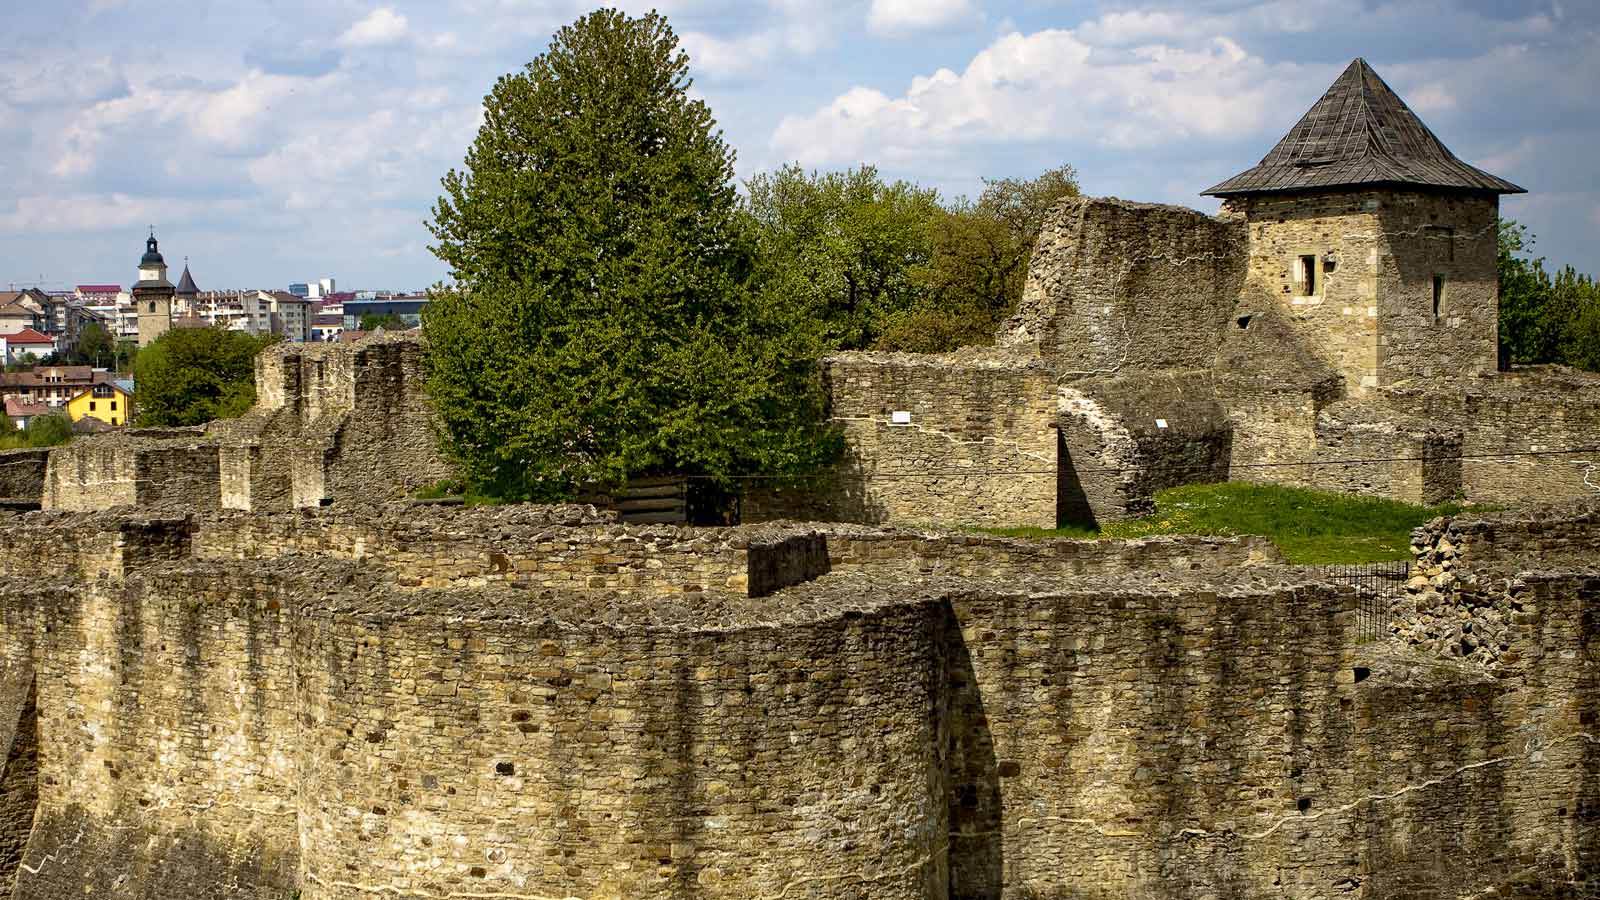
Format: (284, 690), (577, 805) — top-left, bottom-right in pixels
(878, 166), (1080, 352)
(1498, 220), (1600, 372)
(426, 9), (838, 501)
(133, 327), (278, 426)
(744, 164), (941, 350)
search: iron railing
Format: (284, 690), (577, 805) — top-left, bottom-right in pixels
(1313, 561), (1411, 642)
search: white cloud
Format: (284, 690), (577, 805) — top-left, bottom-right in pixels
(0, 193), (215, 234)
(867, 0), (977, 35)
(772, 29), (1306, 167)
(338, 7), (410, 48)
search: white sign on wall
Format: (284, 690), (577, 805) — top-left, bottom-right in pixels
(891, 411), (912, 425)
(1155, 418), (1169, 429)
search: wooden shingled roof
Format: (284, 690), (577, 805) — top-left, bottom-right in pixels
(1203, 59), (1524, 197)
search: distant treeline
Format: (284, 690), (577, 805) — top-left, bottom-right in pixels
(1499, 221), (1600, 372)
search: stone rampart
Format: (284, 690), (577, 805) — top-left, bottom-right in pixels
(1, 505), (1597, 898)
(0, 451), (46, 507)
(1004, 197), (1245, 372)
(42, 429), (218, 513)
(190, 507), (826, 598)
(1309, 399), (1463, 505)
(812, 523), (1281, 575)
(42, 335), (455, 515)
(1381, 367), (1600, 506)
(1057, 371), (1232, 525)
(748, 351), (1059, 529)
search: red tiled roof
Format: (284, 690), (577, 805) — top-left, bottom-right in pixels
(76, 284), (122, 293)
(3, 328), (55, 345)
(3, 396), (48, 418)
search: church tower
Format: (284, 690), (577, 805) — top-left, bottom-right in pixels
(1205, 59), (1524, 392)
(134, 230), (175, 348)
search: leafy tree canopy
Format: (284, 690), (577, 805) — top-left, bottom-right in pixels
(76, 322), (116, 368)
(426, 9), (839, 501)
(745, 164), (941, 350)
(132, 327), (279, 427)
(744, 164), (1080, 354)
(880, 166), (1079, 352)
(1498, 220), (1600, 372)
(360, 313), (408, 332)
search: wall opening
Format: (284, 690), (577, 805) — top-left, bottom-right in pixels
(1297, 255), (1317, 296)
(1055, 430), (1098, 529)
(1432, 275), (1445, 322)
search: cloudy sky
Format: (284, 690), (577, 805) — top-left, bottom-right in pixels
(0, 0), (1592, 292)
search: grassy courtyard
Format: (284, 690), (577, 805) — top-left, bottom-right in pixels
(986, 482), (1479, 564)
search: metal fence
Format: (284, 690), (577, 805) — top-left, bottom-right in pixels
(1313, 561), (1411, 642)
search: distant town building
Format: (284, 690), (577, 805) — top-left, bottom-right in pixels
(342, 295), (428, 330)
(2, 396), (48, 429)
(0, 290), (48, 336)
(259, 291), (312, 342)
(65, 380), (133, 428)
(0, 365), (113, 409)
(287, 282), (310, 299)
(0, 328), (57, 364)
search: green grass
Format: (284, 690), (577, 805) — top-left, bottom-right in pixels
(984, 482), (1483, 564)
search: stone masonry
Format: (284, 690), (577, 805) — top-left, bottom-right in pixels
(43, 333), (454, 513)
(783, 61), (1598, 530)
(0, 501), (1597, 898)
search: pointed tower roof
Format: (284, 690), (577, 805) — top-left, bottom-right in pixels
(176, 261), (199, 297)
(1203, 59), (1524, 197)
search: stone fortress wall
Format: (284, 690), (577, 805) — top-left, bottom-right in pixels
(37, 333), (454, 515)
(0, 501), (1597, 899)
(788, 190), (1600, 530)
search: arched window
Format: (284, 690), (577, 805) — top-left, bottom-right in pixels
(148, 301), (157, 313)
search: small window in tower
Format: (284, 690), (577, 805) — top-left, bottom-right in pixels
(1298, 255), (1317, 296)
(148, 301), (157, 313)
(1433, 275), (1446, 322)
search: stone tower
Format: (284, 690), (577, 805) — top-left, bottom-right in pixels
(134, 231), (174, 348)
(1204, 59), (1524, 392)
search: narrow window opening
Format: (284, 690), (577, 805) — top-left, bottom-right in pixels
(1298, 255), (1317, 296)
(1432, 275), (1445, 322)
(1236, 315), (1253, 330)
(148, 301), (157, 313)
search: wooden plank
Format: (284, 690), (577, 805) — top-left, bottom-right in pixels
(623, 510), (687, 524)
(617, 497), (686, 513)
(619, 483), (684, 499)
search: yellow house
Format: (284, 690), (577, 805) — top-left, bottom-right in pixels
(66, 382), (133, 427)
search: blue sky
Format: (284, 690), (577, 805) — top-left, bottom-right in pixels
(0, 0), (1593, 292)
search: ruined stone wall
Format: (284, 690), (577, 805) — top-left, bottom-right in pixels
(753, 352), (1058, 529)
(294, 580), (947, 900)
(190, 507), (825, 598)
(1004, 197), (1244, 373)
(42, 430), (218, 513)
(10, 570), (302, 900)
(1411, 501), (1600, 584)
(1374, 192), (1500, 383)
(814, 525), (1280, 576)
(1222, 191), (1386, 391)
(1058, 371), (1232, 525)
(217, 336), (453, 512)
(1381, 368), (1600, 505)
(2, 506), (1598, 898)
(944, 573), (1598, 899)
(1309, 399), (1463, 505)
(0, 451), (47, 505)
